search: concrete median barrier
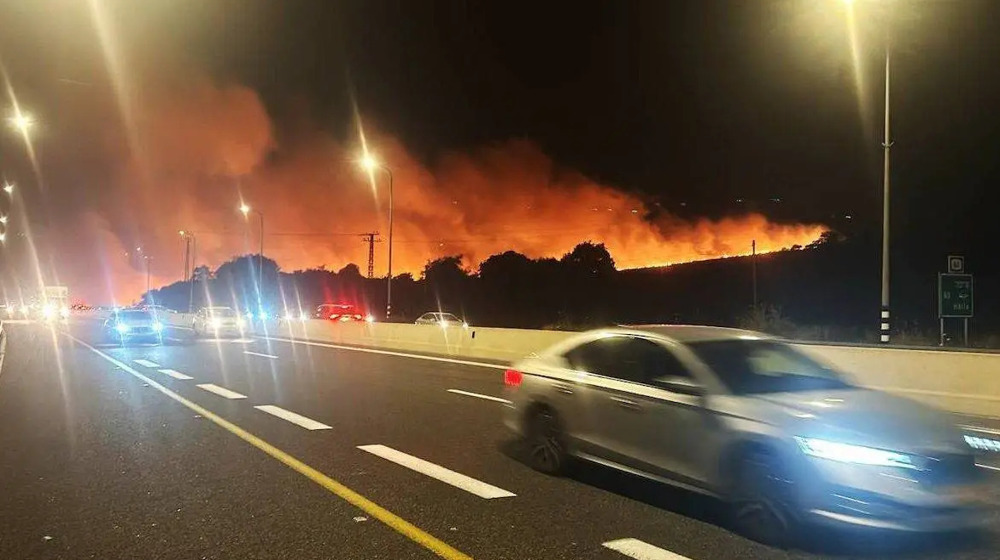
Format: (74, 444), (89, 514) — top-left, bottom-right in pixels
(118, 313), (1000, 417)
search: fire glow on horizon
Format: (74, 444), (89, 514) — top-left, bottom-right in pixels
(14, 77), (828, 304)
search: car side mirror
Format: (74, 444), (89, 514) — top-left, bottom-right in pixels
(653, 375), (705, 396)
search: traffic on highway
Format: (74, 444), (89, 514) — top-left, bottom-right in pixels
(4, 0), (1000, 558)
(1, 316), (999, 560)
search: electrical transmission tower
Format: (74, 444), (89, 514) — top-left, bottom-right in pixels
(360, 232), (380, 278)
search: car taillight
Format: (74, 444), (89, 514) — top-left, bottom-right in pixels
(504, 369), (523, 388)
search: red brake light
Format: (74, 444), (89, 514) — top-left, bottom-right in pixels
(504, 369), (523, 387)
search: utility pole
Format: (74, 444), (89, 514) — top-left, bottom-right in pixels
(751, 239), (758, 311)
(360, 232), (380, 279)
(183, 234), (191, 281)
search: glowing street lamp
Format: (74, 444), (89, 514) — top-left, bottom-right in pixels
(179, 230), (198, 312)
(357, 152), (394, 320)
(7, 112), (33, 135)
(0, 216), (8, 225)
(3, 183), (13, 195)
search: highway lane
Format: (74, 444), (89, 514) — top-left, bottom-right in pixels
(3, 318), (1000, 559)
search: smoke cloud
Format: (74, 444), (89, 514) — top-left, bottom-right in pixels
(27, 77), (826, 304)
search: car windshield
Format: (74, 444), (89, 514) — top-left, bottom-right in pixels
(437, 313), (460, 322)
(118, 311), (151, 321)
(688, 339), (852, 395)
(208, 308), (236, 318)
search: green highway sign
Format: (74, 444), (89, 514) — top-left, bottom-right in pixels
(939, 273), (974, 318)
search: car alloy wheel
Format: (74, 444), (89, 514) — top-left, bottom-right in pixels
(526, 408), (568, 475)
(731, 451), (795, 547)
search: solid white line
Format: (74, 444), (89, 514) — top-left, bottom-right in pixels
(266, 336), (507, 370)
(358, 444), (515, 499)
(960, 424), (1000, 436)
(134, 359), (160, 368)
(254, 405), (331, 430)
(977, 463), (1000, 472)
(159, 368), (193, 380)
(446, 389), (511, 404)
(196, 383), (247, 400)
(602, 538), (691, 560)
(244, 350), (279, 359)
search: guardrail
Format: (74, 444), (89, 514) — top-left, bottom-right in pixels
(147, 312), (1000, 417)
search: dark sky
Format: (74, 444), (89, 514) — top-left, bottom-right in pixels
(2, 0), (1000, 304)
(190, 0), (1000, 243)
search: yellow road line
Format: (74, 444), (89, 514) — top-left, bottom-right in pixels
(66, 334), (473, 560)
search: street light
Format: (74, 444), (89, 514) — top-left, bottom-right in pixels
(830, 0), (892, 343)
(358, 152), (394, 320)
(180, 230), (197, 312)
(0, 216), (8, 225)
(3, 183), (13, 195)
(238, 203), (264, 305)
(7, 112), (33, 135)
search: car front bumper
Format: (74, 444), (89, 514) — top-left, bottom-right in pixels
(798, 456), (990, 532)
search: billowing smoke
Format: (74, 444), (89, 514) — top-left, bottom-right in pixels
(31, 77), (827, 304)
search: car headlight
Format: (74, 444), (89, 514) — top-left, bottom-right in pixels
(115, 323), (130, 334)
(60, 306), (70, 318)
(795, 437), (917, 470)
(284, 312), (294, 321)
(152, 321), (163, 332)
(365, 314), (375, 324)
(246, 312), (255, 320)
(235, 318), (246, 328)
(210, 318), (222, 328)
(299, 312), (309, 322)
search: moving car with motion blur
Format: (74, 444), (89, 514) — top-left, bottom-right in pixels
(104, 309), (163, 344)
(503, 325), (987, 545)
(314, 303), (364, 322)
(192, 306), (245, 337)
(414, 312), (468, 328)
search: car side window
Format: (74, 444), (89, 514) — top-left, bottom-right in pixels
(566, 336), (691, 385)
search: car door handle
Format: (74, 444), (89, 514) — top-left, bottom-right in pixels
(610, 396), (640, 410)
(552, 382), (574, 395)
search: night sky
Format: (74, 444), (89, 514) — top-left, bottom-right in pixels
(1, 0), (999, 304)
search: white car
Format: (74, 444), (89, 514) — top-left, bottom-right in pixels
(414, 312), (468, 328)
(192, 306), (245, 337)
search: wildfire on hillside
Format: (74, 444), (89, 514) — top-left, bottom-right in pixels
(17, 77), (827, 303)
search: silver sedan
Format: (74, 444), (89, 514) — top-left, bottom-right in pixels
(503, 326), (987, 545)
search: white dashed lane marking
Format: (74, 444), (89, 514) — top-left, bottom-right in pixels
(358, 444), (515, 499)
(603, 538), (692, 560)
(134, 359), (160, 368)
(254, 405), (331, 430)
(446, 389), (511, 404)
(244, 350), (279, 359)
(196, 383), (247, 400)
(158, 369), (193, 380)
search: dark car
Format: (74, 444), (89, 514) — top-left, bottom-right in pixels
(104, 309), (164, 344)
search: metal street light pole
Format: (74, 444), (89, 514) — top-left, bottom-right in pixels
(239, 204), (264, 305)
(879, 38), (892, 344)
(358, 155), (394, 320)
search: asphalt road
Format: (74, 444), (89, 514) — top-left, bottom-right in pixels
(3, 318), (1000, 559)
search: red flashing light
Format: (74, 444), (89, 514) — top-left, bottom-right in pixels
(504, 369), (523, 387)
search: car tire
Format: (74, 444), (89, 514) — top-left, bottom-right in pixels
(525, 406), (569, 475)
(730, 450), (796, 547)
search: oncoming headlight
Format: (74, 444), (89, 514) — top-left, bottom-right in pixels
(795, 437), (917, 470)
(115, 323), (130, 334)
(152, 321), (163, 332)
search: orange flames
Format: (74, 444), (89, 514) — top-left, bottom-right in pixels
(37, 77), (827, 303)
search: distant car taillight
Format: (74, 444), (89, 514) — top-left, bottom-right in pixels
(504, 369), (523, 387)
